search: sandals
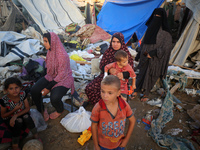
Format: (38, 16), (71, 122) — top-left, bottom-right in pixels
(43, 108), (49, 122)
(131, 92), (137, 99)
(140, 95), (149, 102)
(49, 111), (62, 120)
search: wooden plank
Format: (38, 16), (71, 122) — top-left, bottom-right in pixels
(170, 83), (181, 94)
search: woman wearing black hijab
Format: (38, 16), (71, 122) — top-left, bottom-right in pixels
(133, 8), (172, 102)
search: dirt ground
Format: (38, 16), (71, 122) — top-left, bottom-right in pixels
(35, 90), (200, 150)
(0, 80), (199, 150)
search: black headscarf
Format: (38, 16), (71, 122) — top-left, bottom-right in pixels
(111, 33), (122, 45)
(143, 8), (170, 44)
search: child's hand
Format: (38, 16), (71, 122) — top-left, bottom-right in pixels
(10, 115), (17, 127)
(132, 85), (136, 90)
(109, 68), (117, 75)
(41, 88), (50, 96)
(116, 72), (123, 80)
(94, 145), (101, 150)
(14, 102), (22, 111)
(119, 138), (127, 148)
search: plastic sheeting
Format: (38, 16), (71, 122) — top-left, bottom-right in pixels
(97, 0), (164, 43)
(0, 31), (42, 67)
(18, 0), (85, 34)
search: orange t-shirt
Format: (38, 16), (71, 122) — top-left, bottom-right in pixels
(90, 97), (133, 149)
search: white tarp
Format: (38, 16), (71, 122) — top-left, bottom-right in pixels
(18, 0), (85, 34)
(169, 0), (200, 66)
(0, 31), (42, 66)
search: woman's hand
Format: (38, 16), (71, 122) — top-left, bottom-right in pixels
(10, 115), (17, 127)
(109, 68), (117, 75)
(41, 88), (50, 96)
(147, 54), (152, 58)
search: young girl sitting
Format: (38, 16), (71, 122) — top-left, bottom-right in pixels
(104, 50), (136, 101)
(0, 77), (38, 150)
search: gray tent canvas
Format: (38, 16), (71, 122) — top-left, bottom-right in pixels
(18, 0), (85, 34)
(169, 0), (200, 66)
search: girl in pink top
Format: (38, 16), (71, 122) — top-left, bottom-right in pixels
(31, 32), (74, 121)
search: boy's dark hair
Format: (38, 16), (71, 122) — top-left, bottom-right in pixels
(4, 77), (22, 90)
(101, 75), (120, 90)
(114, 50), (128, 62)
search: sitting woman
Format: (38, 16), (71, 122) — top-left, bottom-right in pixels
(85, 32), (134, 104)
(31, 32), (75, 121)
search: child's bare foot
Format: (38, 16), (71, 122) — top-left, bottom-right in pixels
(49, 111), (62, 119)
(43, 108), (49, 121)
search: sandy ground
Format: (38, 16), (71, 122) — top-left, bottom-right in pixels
(35, 90), (200, 150)
(0, 80), (199, 150)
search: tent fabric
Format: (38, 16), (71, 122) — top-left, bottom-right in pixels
(169, 0), (200, 66)
(97, 0), (164, 43)
(18, 0), (85, 34)
(0, 32), (42, 67)
(183, 0), (200, 24)
(169, 17), (200, 66)
(0, 1), (23, 31)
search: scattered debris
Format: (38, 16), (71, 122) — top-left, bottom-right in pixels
(146, 98), (162, 107)
(166, 128), (183, 136)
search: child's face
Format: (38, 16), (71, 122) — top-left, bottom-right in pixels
(6, 83), (21, 97)
(43, 37), (51, 50)
(118, 57), (128, 67)
(101, 83), (120, 105)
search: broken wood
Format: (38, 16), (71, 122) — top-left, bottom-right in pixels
(170, 83), (181, 94)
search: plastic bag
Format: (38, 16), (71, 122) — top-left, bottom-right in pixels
(30, 109), (47, 132)
(60, 106), (91, 133)
(70, 54), (86, 61)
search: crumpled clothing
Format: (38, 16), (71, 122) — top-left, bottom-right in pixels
(71, 24), (96, 39)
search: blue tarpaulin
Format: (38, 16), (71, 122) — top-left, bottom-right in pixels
(97, 0), (165, 43)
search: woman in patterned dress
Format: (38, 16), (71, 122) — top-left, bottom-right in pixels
(85, 32), (134, 104)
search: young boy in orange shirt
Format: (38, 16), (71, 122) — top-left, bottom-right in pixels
(104, 50), (136, 101)
(90, 75), (136, 150)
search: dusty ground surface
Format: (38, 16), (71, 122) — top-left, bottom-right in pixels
(0, 83), (199, 150)
(36, 90), (200, 150)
